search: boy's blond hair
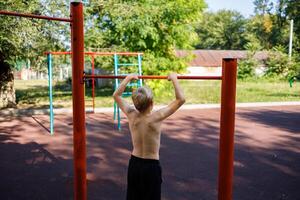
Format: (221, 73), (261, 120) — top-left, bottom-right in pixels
(132, 86), (153, 112)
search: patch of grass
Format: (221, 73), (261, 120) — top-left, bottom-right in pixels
(14, 78), (300, 109)
(236, 79), (300, 102)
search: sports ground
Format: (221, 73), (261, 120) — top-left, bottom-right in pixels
(0, 104), (299, 200)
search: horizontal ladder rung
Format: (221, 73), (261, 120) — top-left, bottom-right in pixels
(127, 83), (139, 87)
(115, 74), (129, 77)
(117, 63), (139, 66)
(122, 92), (132, 96)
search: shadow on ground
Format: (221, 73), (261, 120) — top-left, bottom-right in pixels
(0, 106), (299, 200)
(0, 134), (73, 200)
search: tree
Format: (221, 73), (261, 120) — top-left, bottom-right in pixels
(194, 10), (248, 50)
(238, 50), (259, 79)
(248, 0), (290, 50)
(85, 0), (206, 93)
(0, 0), (69, 108)
(265, 46), (299, 79)
(285, 0), (300, 53)
(246, 14), (274, 49)
(253, 0), (274, 15)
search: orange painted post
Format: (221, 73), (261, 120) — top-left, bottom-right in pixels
(71, 2), (87, 200)
(218, 58), (237, 200)
(91, 55), (95, 113)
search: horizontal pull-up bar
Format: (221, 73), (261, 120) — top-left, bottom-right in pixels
(86, 52), (143, 56)
(44, 51), (143, 56)
(44, 52), (72, 55)
(0, 10), (72, 22)
(84, 75), (222, 80)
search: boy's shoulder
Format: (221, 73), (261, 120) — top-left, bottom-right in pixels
(127, 106), (138, 117)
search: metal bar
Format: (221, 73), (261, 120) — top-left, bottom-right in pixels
(113, 54), (118, 121)
(218, 58), (237, 200)
(0, 10), (72, 22)
(288, 19), (294, 59)
(113, 54), (121, 130)
(137, 54), (143, 86)
(47, 53), (54, 135)
(84, 75), (222, 80)
(45, 51), (72, 55)
(117, 63), (139, 66)
(91, 55), (95, 113)
(44, 51), (144, 56)
(71, 2), (87, 200)
(85, 52), (143, 56)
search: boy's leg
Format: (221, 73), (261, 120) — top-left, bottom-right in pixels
(126, 157), (142, 200)
(142, 163), (162, 200)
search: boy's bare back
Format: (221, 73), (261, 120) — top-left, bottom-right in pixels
(126, 110), (162, 159)
(113, 73), (185, 160)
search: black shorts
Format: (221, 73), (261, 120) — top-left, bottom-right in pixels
(126, 155), (162, 200)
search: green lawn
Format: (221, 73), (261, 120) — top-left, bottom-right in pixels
(14, 78), (300, 109)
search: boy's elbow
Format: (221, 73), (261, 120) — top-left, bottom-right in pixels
(176, 97), (185, 106)
(113, 92), (118, 99)
(180, 98), (186, 105)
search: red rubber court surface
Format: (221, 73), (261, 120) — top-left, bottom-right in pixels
(0, 105), (299, 200)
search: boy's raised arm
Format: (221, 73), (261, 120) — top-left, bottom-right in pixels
(113, 74), (138, 116)
(152, 73), (185, 122)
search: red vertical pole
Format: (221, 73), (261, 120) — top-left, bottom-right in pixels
(91, 55), (95, 113)
(218, 58), (237, 200)
(71, 2), (87, 200)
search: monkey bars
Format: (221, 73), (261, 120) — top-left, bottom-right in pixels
(45, 51), (144, 122)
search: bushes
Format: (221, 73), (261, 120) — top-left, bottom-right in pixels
(238, 52), (257, 79)
(265, 47), (300, 80)
(237, 48), (300, 80)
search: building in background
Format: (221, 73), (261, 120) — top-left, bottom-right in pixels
(176, 50), (268, 76)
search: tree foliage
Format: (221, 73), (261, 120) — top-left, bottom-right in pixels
(254, 0), (274, 15)
(1, 1), (68, 60)
(85, 0), (206, 93)
(0, 0), (69, 107)
(285, 0), (300, 53)
(265, 46), (300, 79)
(193, 0), (300, 79)
(195, 10), (247, 50)
(0, 0), (69, 73)
(238, 51), (258, 79)
(194, 0), (299, 53)
(85, 0), (206, 74)
(246, 0), (297, 52)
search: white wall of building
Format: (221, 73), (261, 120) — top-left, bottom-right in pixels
(186, 66), (222, 76)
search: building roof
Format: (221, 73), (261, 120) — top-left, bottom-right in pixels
(176, 50), (268, 67)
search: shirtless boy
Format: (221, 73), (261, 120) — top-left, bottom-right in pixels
(113, 73), (185, 200)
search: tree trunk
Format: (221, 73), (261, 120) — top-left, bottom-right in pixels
(0, 61), (16, 108)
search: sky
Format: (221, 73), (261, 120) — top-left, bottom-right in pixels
(205, 0), (255, 18)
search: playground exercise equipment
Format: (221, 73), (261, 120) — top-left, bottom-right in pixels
(47, 53), (54, 134)
(84, 75), (223, 80)
(113, 53), (143, 130)
(1, 2), (237, 200)
(45, 51), (143, 134)
(0, 3), (87, 199)
(85, 58), (237, 200)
